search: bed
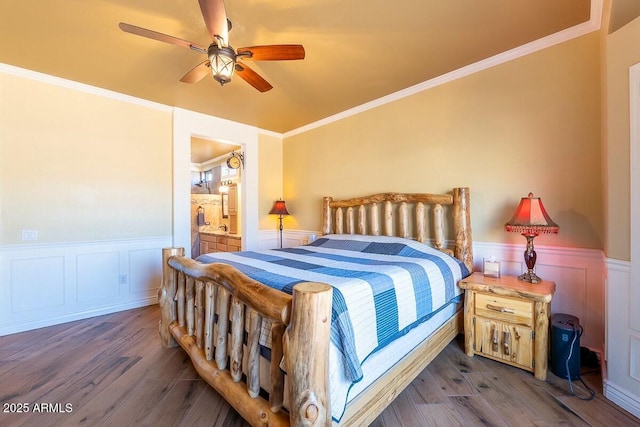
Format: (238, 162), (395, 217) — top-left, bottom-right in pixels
(159, 187), (473, 426)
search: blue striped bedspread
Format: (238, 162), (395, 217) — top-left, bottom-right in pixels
(197, 233), (470, 383)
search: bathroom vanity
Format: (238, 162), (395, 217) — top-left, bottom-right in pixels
(199, 231), (241, 254)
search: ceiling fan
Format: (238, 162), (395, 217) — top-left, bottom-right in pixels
(119, 0), (305, 92)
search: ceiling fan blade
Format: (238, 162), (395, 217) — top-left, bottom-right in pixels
(180, 61), (211, 83)
(198, 0), (228, 46)
(235, 63), (273, 92)
(237, 45), (305, 61)
(119, 22), (206, 53)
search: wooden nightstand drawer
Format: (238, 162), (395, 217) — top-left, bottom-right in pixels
(475, 293), (533, 326)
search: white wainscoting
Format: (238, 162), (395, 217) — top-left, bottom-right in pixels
(0, 236), (172, 336)
(259, 229), (320, 250)
(605, 259), (640, 418)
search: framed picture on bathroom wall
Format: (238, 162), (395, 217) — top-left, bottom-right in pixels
(222, 194), (229, 218)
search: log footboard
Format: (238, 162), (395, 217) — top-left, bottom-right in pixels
(160, 248), (333, 427)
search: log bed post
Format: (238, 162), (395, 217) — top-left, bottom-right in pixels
(160, 247), (184, 348)
(284, 282), (333, 427)
(322, 197), (332, 235)
(453, 187), (473, 273)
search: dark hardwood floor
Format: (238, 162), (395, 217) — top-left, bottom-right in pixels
(0, 305), (638, 427)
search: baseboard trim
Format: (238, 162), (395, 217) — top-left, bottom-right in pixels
(0, 296), (157, 336)
(604, 379), (640, 419)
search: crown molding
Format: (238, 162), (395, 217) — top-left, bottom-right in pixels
(0, 62), (173, 113)
(284, 0), (603, 139)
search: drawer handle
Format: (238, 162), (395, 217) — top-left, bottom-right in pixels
(492, 326), (498, 352)
(486, 304), (515, 314)
(503, 330), (510, 355)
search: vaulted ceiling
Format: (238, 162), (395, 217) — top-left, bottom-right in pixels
(0, 1), (636, 134)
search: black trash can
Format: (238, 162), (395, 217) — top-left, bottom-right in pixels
(550, 313), (581, 380)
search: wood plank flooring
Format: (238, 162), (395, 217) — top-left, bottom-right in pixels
(0, 305), (638, 427)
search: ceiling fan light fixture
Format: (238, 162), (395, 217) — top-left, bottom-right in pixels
(208, 45), (236, 85)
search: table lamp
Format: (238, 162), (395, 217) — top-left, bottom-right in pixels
(505, 193), (559, 283)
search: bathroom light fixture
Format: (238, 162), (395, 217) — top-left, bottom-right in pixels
(505, 193), (559, 283)
(219, 180), (232, 194)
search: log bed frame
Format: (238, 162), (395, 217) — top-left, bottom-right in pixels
(159, 187), (473, 427)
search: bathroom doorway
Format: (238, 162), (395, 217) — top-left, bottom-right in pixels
(190, 137), (242, 257)
(172, 108), (259, 257)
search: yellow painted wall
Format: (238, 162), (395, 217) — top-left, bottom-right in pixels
(0, 30), (608, 253)
(605, 15), (640, 261)
(284, 33), (603, 250)
(257, 132), (285, 230)
(0, 74), (173, 244)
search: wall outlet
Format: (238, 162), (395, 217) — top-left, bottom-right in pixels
(21, 230), (38, 241)
(119, 274), (128, 285)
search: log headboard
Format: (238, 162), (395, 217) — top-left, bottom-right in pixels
(321, 187), (473, 272)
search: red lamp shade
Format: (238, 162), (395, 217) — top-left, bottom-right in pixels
(505, 193), (559, 236)
(269, 200), (290, 216)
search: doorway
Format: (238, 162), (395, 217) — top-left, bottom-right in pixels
(190, 137), (241, 256)
(172, 108), (260, 257)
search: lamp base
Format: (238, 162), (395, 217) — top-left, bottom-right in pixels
(518, 270), (542, 284)
(519, 234), (542, 284)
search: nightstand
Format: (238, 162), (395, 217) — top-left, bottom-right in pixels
(458, 272), (556, 380)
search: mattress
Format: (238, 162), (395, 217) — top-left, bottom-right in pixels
(197, 234), (469, 420)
